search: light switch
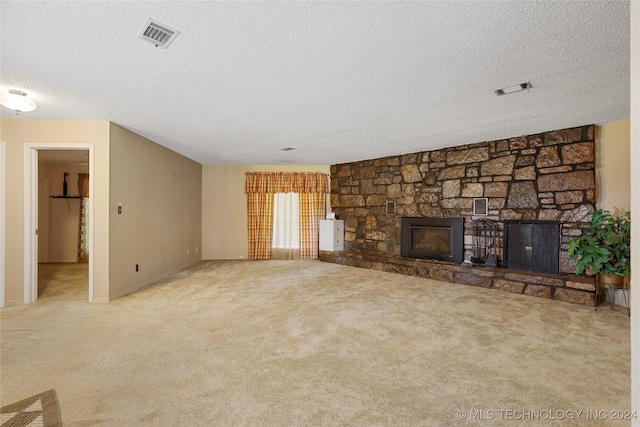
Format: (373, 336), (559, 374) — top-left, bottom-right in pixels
(117, 203), (122, 214)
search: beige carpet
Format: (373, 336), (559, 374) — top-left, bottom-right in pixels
(38, 263), (88, 300)
(1, 260), (630, 426)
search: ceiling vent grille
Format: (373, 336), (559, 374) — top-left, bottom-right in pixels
(138, 19), (180, 49)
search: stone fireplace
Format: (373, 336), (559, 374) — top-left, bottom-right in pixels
(319, 125), (597, 306)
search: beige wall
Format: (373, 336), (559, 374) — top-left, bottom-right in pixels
(1, 118), (201, 304)
(202, 165), (330, 260)
(109, 123), (202, 299)
(39, 162), (89, 262)
(0, 117), (110, 303)
(201, 130), (633, 261)
(597, 117), (631, 211)
(0, 116), (628, 300)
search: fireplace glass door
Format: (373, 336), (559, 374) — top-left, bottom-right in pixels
(411, 226), (451, 256)
(401, 217), (464, 263)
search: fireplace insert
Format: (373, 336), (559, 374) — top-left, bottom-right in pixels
(401, 217), (464, 263)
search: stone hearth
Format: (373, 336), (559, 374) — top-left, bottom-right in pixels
(320, 251), (596, 306)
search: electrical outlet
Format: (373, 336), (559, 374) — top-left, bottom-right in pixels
(196, 246), (198, 253)
(187, 248), (190, 255)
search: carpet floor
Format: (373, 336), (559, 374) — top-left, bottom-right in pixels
(38, 262), (88, 300)
(0, 260), (631, 426)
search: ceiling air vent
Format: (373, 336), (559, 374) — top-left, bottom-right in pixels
(137, 18), (180, 49)
(495, 81), (532, 96)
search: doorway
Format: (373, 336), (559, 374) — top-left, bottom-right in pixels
(24, 144), (94, 303)
(38, 151), (89, 299)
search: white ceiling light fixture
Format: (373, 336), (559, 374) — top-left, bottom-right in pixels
(137, 18), (180, 49)
(495, 81), (532, 96)
(0, 89), (37, 113)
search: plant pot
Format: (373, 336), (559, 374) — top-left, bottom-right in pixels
(598, 273), (625, 289)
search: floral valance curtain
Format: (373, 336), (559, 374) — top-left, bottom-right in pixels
(245, 172), (329, 194)
(246, 172), (328, 260)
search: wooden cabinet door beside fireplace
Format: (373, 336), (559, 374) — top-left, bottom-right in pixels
(503, 221), (560, 274)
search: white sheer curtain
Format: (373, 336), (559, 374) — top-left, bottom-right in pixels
(271, 193), (300, 259)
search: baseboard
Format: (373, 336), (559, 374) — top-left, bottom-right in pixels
(109, 260), (200, 301)
(1, 299), (26, 307)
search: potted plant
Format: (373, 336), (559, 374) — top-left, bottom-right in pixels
(568, 208), (631, 289)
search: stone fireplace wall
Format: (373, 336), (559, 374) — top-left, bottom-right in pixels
(329, 125), (596, 275)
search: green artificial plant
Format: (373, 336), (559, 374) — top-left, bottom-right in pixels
(568, 208), (631, 277)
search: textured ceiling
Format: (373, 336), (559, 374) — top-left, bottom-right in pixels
(0, 1), (630, 165)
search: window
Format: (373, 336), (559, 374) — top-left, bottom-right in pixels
(272, 193), (299, 251)
(245, 172), (328, 260)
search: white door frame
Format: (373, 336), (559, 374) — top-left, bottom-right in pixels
(0, 140), (5, 307)
(24, 143), (95, 303)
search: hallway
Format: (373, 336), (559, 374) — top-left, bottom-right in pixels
(38, 263), (88, 300)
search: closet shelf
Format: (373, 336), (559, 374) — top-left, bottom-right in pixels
(50, 195), (81, 199)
